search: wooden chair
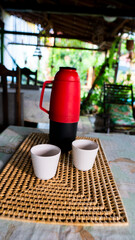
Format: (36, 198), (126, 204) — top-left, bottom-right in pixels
(21, 67), (38, 88)
(0, 64), (22, 129)
(11, 67), (38, 89)
(103, 83), (135, 133)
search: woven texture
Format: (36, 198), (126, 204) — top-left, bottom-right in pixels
(0, 133), (128, 225)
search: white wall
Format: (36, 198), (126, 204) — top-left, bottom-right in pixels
(2, 10), (39, 71)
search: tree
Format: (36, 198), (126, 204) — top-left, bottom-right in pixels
(81, 36), (121, 113)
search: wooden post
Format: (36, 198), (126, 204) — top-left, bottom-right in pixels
(1, 26), (4, 64)
(35, 70), (37, 86)
(114, 41), (121, 83)
(0, 64), (22, 127)
(114, 62), (119, 83)
(27, 75), (30, 86)
(16, 67), (21, 125)
(2, 75), (8, 126)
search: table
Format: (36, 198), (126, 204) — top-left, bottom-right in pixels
(0, 125), (135, 240)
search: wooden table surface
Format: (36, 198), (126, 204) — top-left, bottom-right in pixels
(0, 125), (135, 240)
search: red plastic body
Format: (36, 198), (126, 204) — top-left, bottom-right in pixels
(39, 67), (80, 123)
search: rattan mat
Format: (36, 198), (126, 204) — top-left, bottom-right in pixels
(0, 133), (128, 225)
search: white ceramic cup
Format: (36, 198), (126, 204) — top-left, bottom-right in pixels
(72, 139), (98, 171)
(30, 144), (61, 180)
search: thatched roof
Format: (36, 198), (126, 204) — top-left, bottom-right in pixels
(1, 0), (135, 50)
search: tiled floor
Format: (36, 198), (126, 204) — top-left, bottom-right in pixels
(23, 88), (51, 123)
(0, 88), (95, 135)
(36, 116), (94, 136)
(22, 88), (95, 134)
(77, 116), (94, 135)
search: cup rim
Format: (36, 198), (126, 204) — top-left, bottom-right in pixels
(72, 139), (98, 151)
(30, 144), (61, 158)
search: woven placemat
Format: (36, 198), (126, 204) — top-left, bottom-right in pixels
(0, 133), (128, 225)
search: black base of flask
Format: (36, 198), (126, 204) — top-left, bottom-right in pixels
(49, 120), (78, 152)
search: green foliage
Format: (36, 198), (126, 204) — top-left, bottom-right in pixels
(81, 37), (122, 114)
(47, 37), (122, 115)
(95, 37), (121, 85)
(48, 39), (105, 85)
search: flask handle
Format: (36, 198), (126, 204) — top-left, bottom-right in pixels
(39, 80), (52, 114)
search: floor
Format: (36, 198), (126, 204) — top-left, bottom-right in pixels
(0, 87), (95, 134)
(36, 115), (94, 134)
(22, 88), (95, 134)
(1, 87), (135, 135)
(2, 88), (134, 135)
(23, 88), (51, 124)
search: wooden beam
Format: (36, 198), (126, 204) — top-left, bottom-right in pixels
(110, 19), (129, 37)
(52, 15), (94, 30)
(52, 17), (92, 34)
(1, 30), (91, 40)
(53, 22), (89, 37)
(2, 30), (40, 36)
(2, 3), (135, 19)
(2, 30), (114, 48)
(8, 42), (103, 51)
(0, 30), (103, 43)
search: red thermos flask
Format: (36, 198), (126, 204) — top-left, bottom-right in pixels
(39, 67), (80, 152)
